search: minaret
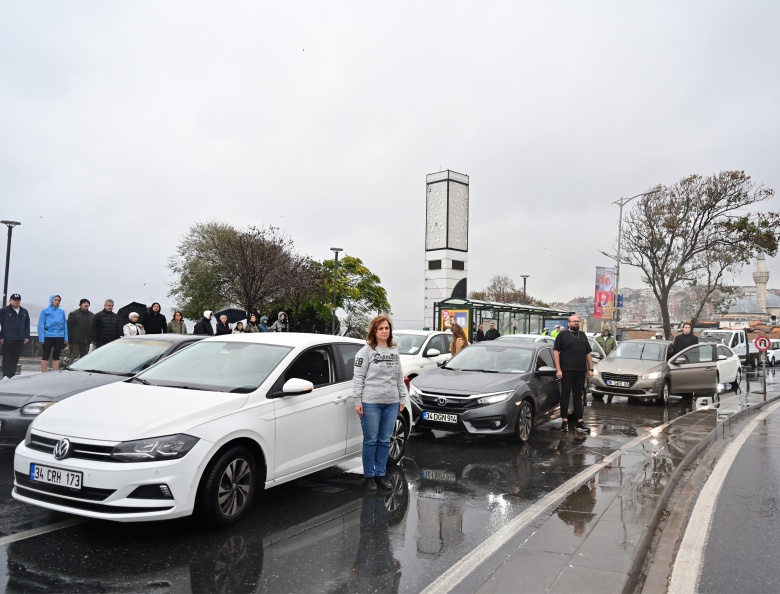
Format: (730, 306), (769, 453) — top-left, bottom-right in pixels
(424, 170), (469, 330)
(753, 253), (770, 313)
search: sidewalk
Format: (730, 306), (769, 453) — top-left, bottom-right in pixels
(454, 387), (780, 594)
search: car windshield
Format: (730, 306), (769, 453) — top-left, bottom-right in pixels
(699, 332), (731, 344)
(447, 344), (533, 373)
(609, 342), (666, 361)
(395, 333), (428, 355)
(133, 341), (292, 393)
(69, 339), (173, 376)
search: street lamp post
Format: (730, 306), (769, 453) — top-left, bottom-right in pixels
(612, 190), (660, 333)
(330, 247), (343, 335)
(520, 275), (529, 305)
(1, 220), (21, 308)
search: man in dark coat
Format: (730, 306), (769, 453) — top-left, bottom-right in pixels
(93, 299), (123, 348)
(484, 322), (501, 341)
(144, 302), (167, 334)
(475, 324), (485, 342)
(67, 298), (95, 361)
(193, 311), (215, 335)
(0, 293), (31, 378)
(672, 322), (698, 355)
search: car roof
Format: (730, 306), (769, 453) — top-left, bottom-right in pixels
(199, 332), (365, 348)
(623, 339), (674, 345)
(121, 334), (204, 344)
(471, 341), (548, 351)
(497, 334), (549, 340)
(394, 329), (447, 336)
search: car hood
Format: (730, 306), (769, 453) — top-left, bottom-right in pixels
(411, 369), (529, 395)
(32, 381), (249, 441)
(0, 370), (123, 407)
(598, 358), (666, 375)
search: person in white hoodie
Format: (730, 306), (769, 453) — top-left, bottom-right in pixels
(352, 315), (406, 492)
(123, 312), (145, 336)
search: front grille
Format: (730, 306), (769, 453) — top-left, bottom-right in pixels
(600, 372), (639, 385)
(14, 486), (173, 514)
(15, 471), (115, 501)
(420, 393), (481, 414)
(28, 433), (119, 463)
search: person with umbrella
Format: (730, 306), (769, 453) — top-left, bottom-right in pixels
(215, 313), (232, 336)
(270, 311), (289, 332)
(193, 311), (214, 335)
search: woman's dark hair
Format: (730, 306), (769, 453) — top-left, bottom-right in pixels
(235, 322), (244, 331)
(249, 314), (257, 322)
(366, 315), (396, 350)
(173, 311), (183, 320)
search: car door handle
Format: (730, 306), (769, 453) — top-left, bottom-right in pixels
(334, 395), (350, 403)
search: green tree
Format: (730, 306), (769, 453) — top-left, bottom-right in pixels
(469, 275), (549, 307)
(618, 171), (778, 338)
(321, 255), (391, 337)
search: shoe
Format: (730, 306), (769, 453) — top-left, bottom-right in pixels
(375, 476), (393, 490)
(575, 422), (589, 434)
(560, 421), (568, 432)
(364, 478), (377, 491)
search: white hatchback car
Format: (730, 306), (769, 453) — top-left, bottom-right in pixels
(13, 333), (412, 527)
(394, 330), (452, 382)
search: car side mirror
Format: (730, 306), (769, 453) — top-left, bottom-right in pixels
(536, 366), (558, 376)
(718, 354), (727, 361)
(271, 378), (314, 397)
(426, 348), (441, 357)
(673, 357), (686, 365)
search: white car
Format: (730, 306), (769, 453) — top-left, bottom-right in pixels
(496, 333), (556, 346)
(394, 330), (452, 382)
(712, 343), (742, 389)
(13, 333), (412, 527)
(767, 339), (780, 366)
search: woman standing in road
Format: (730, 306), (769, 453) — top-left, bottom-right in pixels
(449, 322), (469, 355)
(167, 311), (187, 334)
(353, 315), (406, 492)
(38, 294), (68, 373)
(123, 312), (145, 336)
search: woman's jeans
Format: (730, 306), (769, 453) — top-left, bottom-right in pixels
(361, 402), (399, 478)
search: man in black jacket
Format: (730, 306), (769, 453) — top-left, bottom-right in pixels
(672, 322), (698, 355)
(193, 311), (215, 335)
(1, 293), (30, 378)
(553, 315), (593, 434)
(484, 322), (501, 341)
(93, 299), (122, 348)
(67, 298), (95, 361)
(144, 302), (167, 334)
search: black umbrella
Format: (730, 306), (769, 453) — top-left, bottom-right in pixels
(214, 308), (247, 325)
(118, 302), (148, 326)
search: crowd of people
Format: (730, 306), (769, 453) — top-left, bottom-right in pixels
(0, 293), (292, 379)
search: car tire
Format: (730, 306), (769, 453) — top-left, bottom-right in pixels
(515, 399), (534, 443)
(196, 447), (257, 528)
(592, 393), (604, 401)
(656, 380), (670, 405)
(734, 366), (742, 387)
(387, 414), (409, 466)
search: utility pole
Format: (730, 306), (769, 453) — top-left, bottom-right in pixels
(1, 220), (21, 308)
(330, 247), (343, 335)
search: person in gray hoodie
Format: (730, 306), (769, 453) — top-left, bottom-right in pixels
(352, 315), (406, 491)
(270, 312), (289, 332)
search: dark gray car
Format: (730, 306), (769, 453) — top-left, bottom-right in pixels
(0, 334), (202, 447)
(409, 342), (561, 442)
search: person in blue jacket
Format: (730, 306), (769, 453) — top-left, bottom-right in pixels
(38, 294), (68, 372)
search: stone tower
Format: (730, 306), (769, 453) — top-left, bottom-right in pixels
(424, 170), (469, 330)
(753, 252), (770, 313)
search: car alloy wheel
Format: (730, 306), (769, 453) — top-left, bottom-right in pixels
(734, 366), (742, 386)
(516, 399), (534, 442)
(197, 446), (256, 527)
(657, 381), (669, 405)
(388, 415), (409, 465)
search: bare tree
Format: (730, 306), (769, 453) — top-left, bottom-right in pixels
(618, 171), (778, 338)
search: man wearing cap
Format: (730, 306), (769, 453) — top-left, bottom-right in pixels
(67, 299), (95, 362)
(0, 293), (30, 379)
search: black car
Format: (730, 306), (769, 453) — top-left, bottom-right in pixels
(0, 334), (202, 447)
(409, 342), (561, 442)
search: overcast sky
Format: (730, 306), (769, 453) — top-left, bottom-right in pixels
(2, 1), (779, 326)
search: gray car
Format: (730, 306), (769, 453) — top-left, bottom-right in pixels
(590, 339), (718, 404)
(0, 334), (202, 447)
(409, 342), (561, 442)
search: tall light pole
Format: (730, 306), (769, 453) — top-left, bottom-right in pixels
(1, 220), (21, 308)
(612, 190), (660, 332)
(330, 247), (343, 335)
(520, 275), (529, 305)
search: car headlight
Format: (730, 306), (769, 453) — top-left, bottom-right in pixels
(641, 371), (663, 380)
(591, 368), (599, 376)
(408, 383), (423, 404)
(21, 401), (57, 416)
(111, 434), (200, 462)
(476, 391), (513, 406)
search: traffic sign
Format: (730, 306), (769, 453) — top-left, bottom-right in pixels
(755, 336), (771, 351)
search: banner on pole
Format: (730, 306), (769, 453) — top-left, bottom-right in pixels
(594, 267), (616, 319)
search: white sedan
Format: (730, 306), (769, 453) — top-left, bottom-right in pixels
(713, 342), (742, 390)
(13, 333), (412, 527)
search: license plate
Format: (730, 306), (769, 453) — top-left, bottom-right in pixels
(606, 380), (631, 387)
(422, 411), (458, 423)
(422, 468), (457, 482)
(30, 464), (83, 490)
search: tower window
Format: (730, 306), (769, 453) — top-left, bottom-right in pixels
(428, 260), (442, 270)
(452, 260), (465, 270)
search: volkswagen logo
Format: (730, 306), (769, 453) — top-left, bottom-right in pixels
(53, 439), (71, 460)
(437, 397), (447, 407)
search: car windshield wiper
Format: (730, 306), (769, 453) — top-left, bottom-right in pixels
(79, 369), (113, 375)
(129, 377), (153, 385)
(458, 368), (499, 373)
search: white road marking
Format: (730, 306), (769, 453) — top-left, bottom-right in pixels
(668, 399), (780, 594)
(420, 427), (667, 594)
(0, 517), (87, 546)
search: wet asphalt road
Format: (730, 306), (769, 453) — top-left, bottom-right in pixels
(0, 367), (776, 593)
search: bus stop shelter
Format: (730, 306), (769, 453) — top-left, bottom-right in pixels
(433, 298), (574, 342)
